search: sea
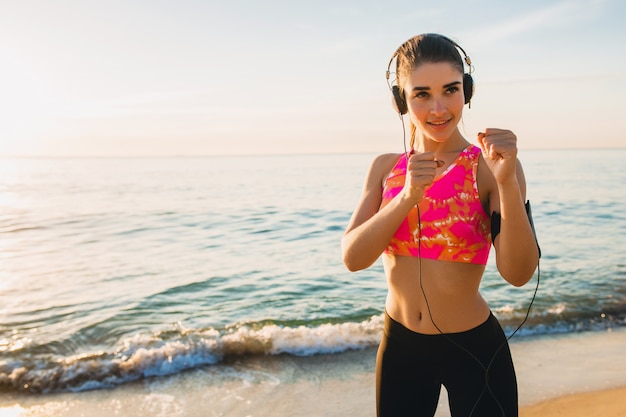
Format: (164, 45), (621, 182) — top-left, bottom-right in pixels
(1, 149), (625, 395)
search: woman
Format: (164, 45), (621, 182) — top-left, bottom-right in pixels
(342, 33), (539, 416)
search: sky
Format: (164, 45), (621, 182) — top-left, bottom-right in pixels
(0, 0), (625, 157)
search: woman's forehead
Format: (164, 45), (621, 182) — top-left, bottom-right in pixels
(405, 62), (463, 86)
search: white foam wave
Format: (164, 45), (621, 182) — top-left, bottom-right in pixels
(546, 303), (566, 315)
(0, 315), (385, 393)
(493, 304), (515, 315)
(259, 315), (383, 356)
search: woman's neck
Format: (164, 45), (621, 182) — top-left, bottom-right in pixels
(413, 128), (469, 154)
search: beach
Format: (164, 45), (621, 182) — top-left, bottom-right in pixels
(1, 152), (625, 416)
(520, 387), (626, 417)
(1, 327), (625, 416)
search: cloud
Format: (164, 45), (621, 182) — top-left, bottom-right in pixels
(480, 71), (626, 86)
(460, 0), (608, 48)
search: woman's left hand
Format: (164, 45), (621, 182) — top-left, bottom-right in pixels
(477, 128), (518, 184)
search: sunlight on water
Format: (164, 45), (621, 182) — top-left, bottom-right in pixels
(0, 406), (24, 417)
(0, 192), (19, 209)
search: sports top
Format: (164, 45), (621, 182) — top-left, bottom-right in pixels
(380, 145), (491, 264)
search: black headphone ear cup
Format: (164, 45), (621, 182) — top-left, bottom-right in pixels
(463, 73), (474, 105)
(391, 85), (408, 115)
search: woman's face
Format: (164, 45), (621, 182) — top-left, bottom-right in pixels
(402, 61), (465, 143)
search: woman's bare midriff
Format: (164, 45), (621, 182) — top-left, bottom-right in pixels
(382, 253), (491, 334)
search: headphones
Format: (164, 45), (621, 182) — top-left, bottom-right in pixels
(386, 34), (475, 114)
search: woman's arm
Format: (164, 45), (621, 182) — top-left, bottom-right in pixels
(342, 152), (440, 271)
(342, 154), (410, 271)
(479, 129), (539, 286)
(492, 162), (540, 286)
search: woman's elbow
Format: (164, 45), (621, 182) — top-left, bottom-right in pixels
(342, 249), (368, 272)
(499, 253), (540, 287)
(506, 272), (534, 288)
(343, 258), (362, 272)
(341, 241), (373, 272)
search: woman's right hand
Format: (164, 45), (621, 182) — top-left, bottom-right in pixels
(403, 152), (443, 203)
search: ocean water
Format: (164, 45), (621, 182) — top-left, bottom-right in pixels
(0, 149), (625, 394)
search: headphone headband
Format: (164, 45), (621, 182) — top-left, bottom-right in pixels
(386, 34), (473, 80)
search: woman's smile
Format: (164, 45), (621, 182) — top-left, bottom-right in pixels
(427, 118), (453, 130)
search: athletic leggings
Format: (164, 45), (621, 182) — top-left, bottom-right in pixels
(376, 312), (518, 417)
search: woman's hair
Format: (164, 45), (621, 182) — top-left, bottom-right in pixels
(394, 33), (464, 89)
(392, 33), (466, 146)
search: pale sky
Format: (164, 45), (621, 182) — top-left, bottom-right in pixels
(1, 0), (624, 157)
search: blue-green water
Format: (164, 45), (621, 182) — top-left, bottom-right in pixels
(1, 149), (625, 393)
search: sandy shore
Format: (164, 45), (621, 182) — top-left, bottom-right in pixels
(1, 328), (625, 416)
(520, 386), (626, 417)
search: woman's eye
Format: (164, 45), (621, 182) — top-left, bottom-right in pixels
(414, 92), (429, 99)
(446, 86), (460, 94)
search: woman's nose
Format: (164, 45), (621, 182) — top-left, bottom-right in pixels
(431, 99), (446, 116)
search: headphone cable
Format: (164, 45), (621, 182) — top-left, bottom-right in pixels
(416, 202), (540, 416)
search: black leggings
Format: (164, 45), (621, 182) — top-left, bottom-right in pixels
(376, 312), (518, 417)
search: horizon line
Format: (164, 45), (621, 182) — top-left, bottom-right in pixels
(0, 146), (623, 159)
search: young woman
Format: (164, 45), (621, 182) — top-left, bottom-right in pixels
(342, 33), (539, 417)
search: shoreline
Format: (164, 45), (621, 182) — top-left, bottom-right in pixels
(1, 328), (625, 416)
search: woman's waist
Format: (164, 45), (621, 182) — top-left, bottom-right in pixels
(385, 296), (490, 334)
(383, 256), (489, 334)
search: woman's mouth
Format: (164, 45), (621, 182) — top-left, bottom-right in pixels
(427, 119), (452, 130)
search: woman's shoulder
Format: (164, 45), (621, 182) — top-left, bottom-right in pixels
(358, 153), (404, 192)
(371, 152), (404, 172)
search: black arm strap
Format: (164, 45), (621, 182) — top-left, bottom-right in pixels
(491, 200), (541, 258)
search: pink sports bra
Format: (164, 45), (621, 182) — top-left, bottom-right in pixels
(380, 145), (491, 265)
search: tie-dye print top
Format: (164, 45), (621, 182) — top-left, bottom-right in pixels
(381, 145), (491, 264)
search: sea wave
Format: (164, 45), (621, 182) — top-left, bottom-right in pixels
(1, 308), (625, 394)
(0, 316), (383, 394)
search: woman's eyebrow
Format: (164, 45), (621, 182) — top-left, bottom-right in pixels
(443, 81), (462, 89)
(411, 81), (462, 91)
